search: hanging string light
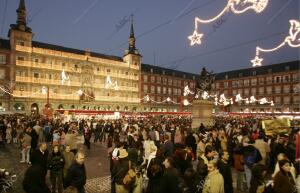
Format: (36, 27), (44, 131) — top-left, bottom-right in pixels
(105, 76), (119, 90)
(252, 19), (300, 67)
(189, 0), (268, 46)
(61, 69), (70, 86)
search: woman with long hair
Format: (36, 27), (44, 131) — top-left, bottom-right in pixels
(273, 159), (296, 193)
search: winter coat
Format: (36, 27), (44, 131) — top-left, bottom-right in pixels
(273, 171), (296, 193)
(23, 164), (51, 193)
(218, 160), (233, 193)
(64, 161), (86, 191)
(162, 167), (182, 193)
(202, 169), (225, 193)
(48, 152), (65, 174)
(30, 149), (49, 175)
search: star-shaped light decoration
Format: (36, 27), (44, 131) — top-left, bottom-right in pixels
(188, 30), (203, 46)
(251, 55), (263, 67)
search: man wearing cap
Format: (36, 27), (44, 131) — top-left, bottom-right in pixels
(112, 149), (130, 193)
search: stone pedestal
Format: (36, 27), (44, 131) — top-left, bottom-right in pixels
(191, 99), (214, 129)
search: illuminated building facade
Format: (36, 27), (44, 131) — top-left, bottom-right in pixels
(212, 60), (300, 113)
(0, 0), (141, 114)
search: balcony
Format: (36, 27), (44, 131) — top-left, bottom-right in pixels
(16, 45), (32, 53)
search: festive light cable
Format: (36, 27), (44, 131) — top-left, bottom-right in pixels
(61, 69), (70, 86)
(0, 86), (41, 98)
(105, 76), (119, 91)
(189, 0), (268, 46)
(252, 19), (300, 67)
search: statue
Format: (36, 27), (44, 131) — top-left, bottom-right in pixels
(196, 67), (214, 98)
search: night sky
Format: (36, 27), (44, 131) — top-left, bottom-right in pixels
(0, 0), (299, 74)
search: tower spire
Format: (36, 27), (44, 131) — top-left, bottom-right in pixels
(127, 14), (138, 54)
(16, 0), (27, 29)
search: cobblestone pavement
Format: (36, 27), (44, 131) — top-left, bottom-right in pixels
(0, 140), (111, 193)
(86, 176), (111, 193)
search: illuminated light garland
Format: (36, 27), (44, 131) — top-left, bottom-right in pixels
(105, 76), (119, 91)
(189, 0), (268, 46)
(61, 69), (70, 86)
(0, 86), (40, 98)
(252, 19), (300, 67)
(141, 95), (180, 104)
(183, 85), (195, 96)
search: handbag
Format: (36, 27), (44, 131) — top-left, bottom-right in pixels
(123, 161), (136, 186)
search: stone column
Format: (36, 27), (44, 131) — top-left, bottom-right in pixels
(191, 99), (214, 129)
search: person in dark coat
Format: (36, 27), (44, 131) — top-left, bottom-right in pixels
(162, 157), (182, 193)
(28, 127), (39, 151)
(48, 145), (65, 193)
(23, 164), (51, 193)
(146, 164), (164, 193)
(249, 164), (267, 193)
(273, 159), (296, 193)
(162, 135), (174, 157)
(218, 150), (233, 193)
(30, 142), (49, 176)
(64, 151), (86, 193)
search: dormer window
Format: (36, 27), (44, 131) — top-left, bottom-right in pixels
(253, 71), (257, 76)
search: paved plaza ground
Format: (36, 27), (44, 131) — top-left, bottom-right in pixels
(0, 141), (111, 193)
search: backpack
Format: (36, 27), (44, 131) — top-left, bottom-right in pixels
(245, 147), (262, 167)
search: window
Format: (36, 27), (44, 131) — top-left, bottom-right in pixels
(275, 76), (281, 83)
(232, 81), (238, 88)
(224, 82), (228, 88)
(156, 77), (161, 83)
(33, 72), (39, 78)
(283, 75), (290, 82)
(283, 96), (290, 104)
(275, 86), (281, 94)
(34, 58), (39, 63)
(251, 88), (256, 95)
(239, 73), (243, 77)
(143, 75), (148, 82)
(266, 86), (272, 94)
(283, 85), (290, 93)
(275, 97), (281, 104)
(151, 76), (155, 83)
(168, 88), (172, 95)
(285, 66), (290, 71)
(173, 80), (177, 86)
(107, 69), (111, 73)
(0, 54), (6, 64)
(238, 80), (243, 87)
(244, 79), (249, 86)
(244, 89), (249, 95)
(62, 62), (65, 67)
(216, 83), (219, 89)
(17, 56), (25, 61)
(17, 40), (25, 46)
(293, 74), (300, 82)
(163, 87), (167, 94)
(163, 78), (167, 84)
(178, 88), (182, 95)
(259, 77), (264, 85)
(233, 90), (237, 95)
(168, 79), (172, 85)
(0, 69), (5, 79)
(251, 78), (257, 85)
(143, 85), (148, 93)
(266, 76), (272, 84)
(151, 86), (155, 93)
(173, 88), (177, 95)
(259, 87), (264, 95)
(294, 96), (300, 103)
(157, 86), (161, 94)
(253, 71), (257, 76)
(268, 69), (272, 74)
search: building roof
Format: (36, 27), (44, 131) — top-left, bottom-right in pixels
(32, 41), (123, 61)
(214, 60), (300, 80)
(141, 63), (199, 80)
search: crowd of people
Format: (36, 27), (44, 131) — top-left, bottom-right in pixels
(0, 114), (299, 193)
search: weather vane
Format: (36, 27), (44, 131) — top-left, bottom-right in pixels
(251, 19), (300, 67)
(188, 0), (268, 46)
